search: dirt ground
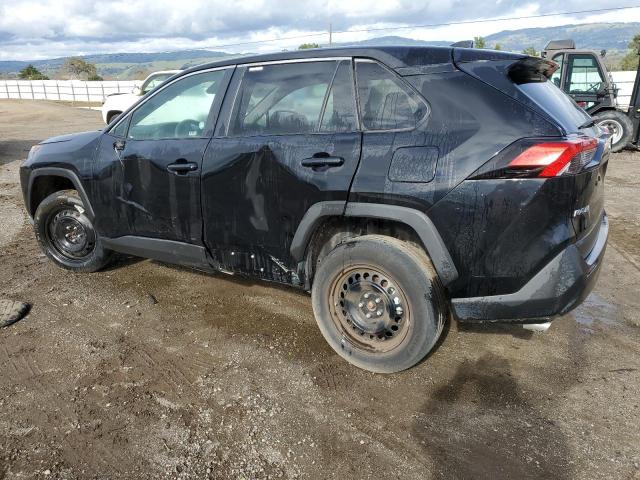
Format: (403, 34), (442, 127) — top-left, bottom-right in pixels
(0, 99), (639, 480)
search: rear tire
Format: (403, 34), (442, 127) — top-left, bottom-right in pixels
(593, 110), (633, 152)
(34, 190), (113, 273)
(311, 235), (447, 373)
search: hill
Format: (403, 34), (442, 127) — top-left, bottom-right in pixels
(1, 22), (638, 79)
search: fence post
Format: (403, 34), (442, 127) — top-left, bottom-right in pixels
(101, 83), (105, 102)
(85, 81), (89, 102)
(55, 81), (60, 101)
(29, 81), (34, 100)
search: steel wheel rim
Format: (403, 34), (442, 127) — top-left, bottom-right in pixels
(47, 208), (96, 260)
(597, 119), (623, 145)
(329, 265), (411, 353)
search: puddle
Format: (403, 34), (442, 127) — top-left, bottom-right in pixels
(571, 293), (619, 333)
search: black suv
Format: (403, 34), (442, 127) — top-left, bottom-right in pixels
(20, 47), (609, 373)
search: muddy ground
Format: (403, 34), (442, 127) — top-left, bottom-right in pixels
(0, 99), (639, 480)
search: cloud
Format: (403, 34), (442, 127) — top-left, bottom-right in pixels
(0, 0), (638, 60)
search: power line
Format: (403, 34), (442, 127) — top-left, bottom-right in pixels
(334, 5), (640, 35)
(190, 4), (640, 51)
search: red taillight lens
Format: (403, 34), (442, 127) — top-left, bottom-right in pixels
(507, 138), (598, 177)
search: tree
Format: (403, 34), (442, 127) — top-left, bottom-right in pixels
(473, 36), (486, 49)
(619, 33), (640, 71)
(522, 46), (539, 57)
(18, 64), (49, 80)
(493, 43), (502, 51)
(61, 57), (101, 80)
(298, 43), (320, 50)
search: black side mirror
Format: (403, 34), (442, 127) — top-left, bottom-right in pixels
(108, 114), (121, 125)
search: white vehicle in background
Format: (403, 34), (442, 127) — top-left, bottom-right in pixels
(101, 70), (181, 124)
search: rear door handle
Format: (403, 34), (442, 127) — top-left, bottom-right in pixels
(167, 161), (199, 174)
(301, 156), (344, 168)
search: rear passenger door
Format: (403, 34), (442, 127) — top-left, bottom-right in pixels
(202, 59), (361, 279)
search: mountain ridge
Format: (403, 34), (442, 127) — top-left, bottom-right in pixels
(1, 21), (638, 78)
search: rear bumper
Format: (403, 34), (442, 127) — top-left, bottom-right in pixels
(451, 213), (608, 322)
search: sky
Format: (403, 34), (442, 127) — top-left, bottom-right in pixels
(1, 0), (639, 61)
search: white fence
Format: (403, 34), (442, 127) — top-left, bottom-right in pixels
(0, 79), (142, 102)
(611, 71), (635, 110)
(0, 72), (635, 105)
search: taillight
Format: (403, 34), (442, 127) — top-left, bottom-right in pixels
(508, 138), (598, 177)
(471, 137), (599, 180)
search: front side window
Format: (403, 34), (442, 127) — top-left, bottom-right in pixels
(127, 69), (226, 141)
(566, 54), (605, 94)
(551, 54), (563, 88)
(355, 59), (428, 131)
(230, 60), (356, 136)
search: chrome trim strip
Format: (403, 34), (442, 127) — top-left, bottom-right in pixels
(242, 57), (351, 67)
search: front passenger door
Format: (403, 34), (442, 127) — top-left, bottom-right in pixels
(96, 68), (232, 244)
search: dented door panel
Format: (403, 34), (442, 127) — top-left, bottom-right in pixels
(201, 133), (361, 277)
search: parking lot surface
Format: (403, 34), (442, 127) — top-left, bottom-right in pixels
(1, 100), (639, 479)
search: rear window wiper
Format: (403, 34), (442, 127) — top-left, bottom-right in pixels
(579, 119), (595, 129)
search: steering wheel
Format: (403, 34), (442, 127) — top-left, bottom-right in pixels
(174, 119), (201, 138)
(586, 83), (601, 93)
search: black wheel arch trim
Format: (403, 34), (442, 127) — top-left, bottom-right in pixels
(27, 167), (95, 219)
(290, 201), (459, 286)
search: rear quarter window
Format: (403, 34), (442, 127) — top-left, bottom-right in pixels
(355, 59), (429, 131)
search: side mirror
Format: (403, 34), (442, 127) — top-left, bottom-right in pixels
(108, 113), (121, 125)
(132, 85), (142, 95)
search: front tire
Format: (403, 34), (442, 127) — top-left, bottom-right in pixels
(311, 235), (447, 373)
(34, 190), (112, 273)
(593, 110), (633, 152)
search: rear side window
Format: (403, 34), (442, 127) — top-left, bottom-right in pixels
(355, 59), (428, 131)
(230, 61), (356, 136)
(320, 61), (358, 132)
(550, 53), (563, 88)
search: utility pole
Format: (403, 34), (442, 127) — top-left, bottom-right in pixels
(329, 23), (332, 46)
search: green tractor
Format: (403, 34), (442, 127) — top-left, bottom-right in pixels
(542, 39), (640, 152)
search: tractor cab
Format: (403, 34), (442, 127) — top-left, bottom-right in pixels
(542, 39), (617, 113)
(542, 39), (639, 152)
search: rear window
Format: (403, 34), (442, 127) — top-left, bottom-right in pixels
(517, 80), (591, 132)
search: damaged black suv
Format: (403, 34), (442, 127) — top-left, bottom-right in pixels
(20, 47), (609, 372)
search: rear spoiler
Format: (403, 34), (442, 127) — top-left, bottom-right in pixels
(452, 49), (559, 85)
(508, 57), (559, 84)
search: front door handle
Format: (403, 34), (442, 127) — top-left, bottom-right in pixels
(167, 160), (199, 175)
(301, 155), (344, 168)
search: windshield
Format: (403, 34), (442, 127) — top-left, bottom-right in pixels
(141, 73), (174, 94)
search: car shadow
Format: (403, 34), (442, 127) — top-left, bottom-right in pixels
(412, 330), (587, 479)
